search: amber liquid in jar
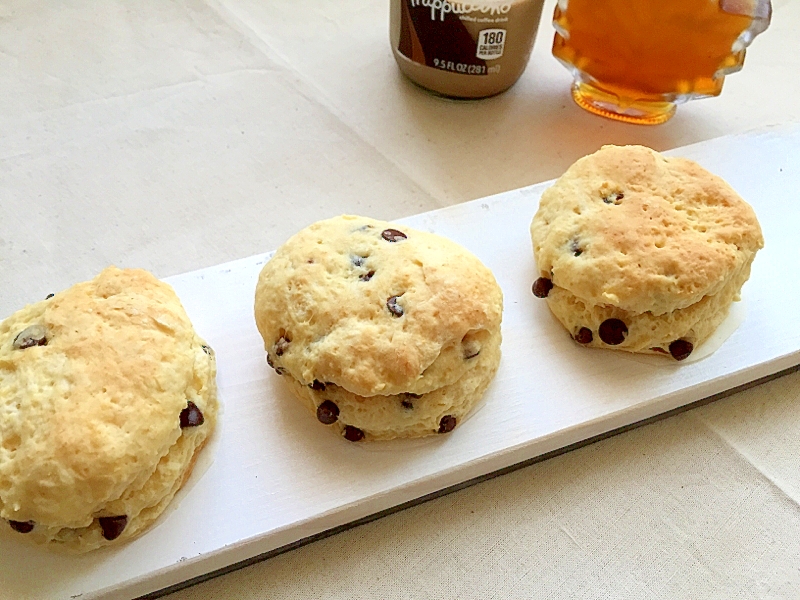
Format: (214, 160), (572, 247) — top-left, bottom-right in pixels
(552, 0), (771, 123)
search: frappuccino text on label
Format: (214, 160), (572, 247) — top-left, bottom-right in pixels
(410, 0), (513, 21)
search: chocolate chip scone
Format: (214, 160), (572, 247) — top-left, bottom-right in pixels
(254, 215), (503, 440)
(0, 267), (218, 552)
(530, 145), (763, 361)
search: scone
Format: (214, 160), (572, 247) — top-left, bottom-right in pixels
(254, 215), (503, 440)
(0, 267), (218, 552)
(530, 145), (763, 360)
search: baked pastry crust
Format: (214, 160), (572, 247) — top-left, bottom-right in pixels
(530, 145), (763, 357)
(283, 330), (501, 440)
(255, 215), (503, 439)
(0, 267), (218, 552)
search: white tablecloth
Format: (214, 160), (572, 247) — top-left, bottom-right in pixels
(2, 1), (800, 597)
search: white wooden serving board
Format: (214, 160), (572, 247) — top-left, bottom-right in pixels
(1, 125), (799, 600)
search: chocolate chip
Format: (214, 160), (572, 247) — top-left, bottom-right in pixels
(274, 336), (290, 356)
(570, 240), (583, 257)
(602, 191), (624, 205)
(401, 392), (421, 410)
(438, 415), (457, 434)
(352, 254), (375, 281)
(99, 516), (128, 541)
(266, 353), (287, 374)
(309, 380), (326, 391)
(650, 347), (668, 354)
(8, 520), (34, 534)
(12, 324), (48, 350)
(343, 425), (364, 442)
(387, 296), (404, 317)
(316, 400), (340, 424)
(574, 327), (593, 344)
(381, 229), (407, 242)
(45, 294), (55, 299)
(463, 345), (480, 360)
(669, 339), (694, 361)
(532, 277), (553, 298)
(179, 401), (204, 428)
(598, 319), (628, 345)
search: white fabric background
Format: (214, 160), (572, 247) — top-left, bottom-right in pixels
(1, 0), (799, 597)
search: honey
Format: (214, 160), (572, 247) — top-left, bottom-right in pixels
(552, 0), (771, 123)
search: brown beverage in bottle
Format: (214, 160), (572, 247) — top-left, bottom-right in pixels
(391, 0), (546, 99)
(552, 0), (771, 123)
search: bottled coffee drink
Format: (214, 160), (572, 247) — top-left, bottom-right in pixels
(390, 0), (546, 99)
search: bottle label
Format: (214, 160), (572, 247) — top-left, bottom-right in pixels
(476, 28), (506, 59)
(398, 0), (513, 76)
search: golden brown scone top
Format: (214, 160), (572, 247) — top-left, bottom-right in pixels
(0, 267), (215, 530)
(254, 215), (503, 397)
(531, 145), (764, 315)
